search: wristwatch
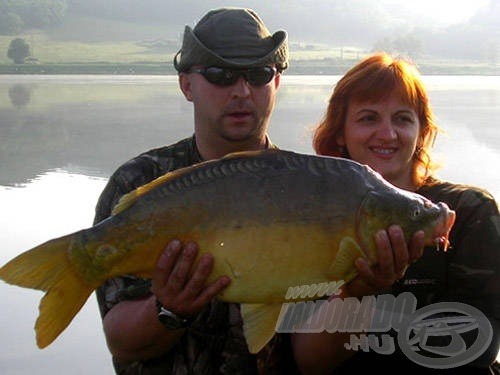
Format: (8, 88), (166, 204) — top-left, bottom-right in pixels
(155, 299), (190, 330)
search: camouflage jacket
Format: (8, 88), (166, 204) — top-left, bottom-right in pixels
(93, 135), (291, 375)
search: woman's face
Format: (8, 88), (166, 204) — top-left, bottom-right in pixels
(339, 92), (420, 190)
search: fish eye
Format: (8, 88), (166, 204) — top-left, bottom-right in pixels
(410, 205), (421, 220)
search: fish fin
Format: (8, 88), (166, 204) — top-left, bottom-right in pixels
(0, 235), (94, 349)
(328, 237), (365, 282)
(111, 150), (273, 216)
(112, 160), (210, 215)
(240, 303), (282, 354)
(112, 189), (141, 215)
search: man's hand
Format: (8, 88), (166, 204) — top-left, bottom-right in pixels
(151, 240), (231, 318)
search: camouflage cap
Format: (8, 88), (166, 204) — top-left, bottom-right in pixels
(174, 8), (288, 72)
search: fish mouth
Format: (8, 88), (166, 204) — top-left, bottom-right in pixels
(430, 202), (456, 251)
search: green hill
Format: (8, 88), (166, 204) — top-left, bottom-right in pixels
(0, 15), (178, 64)
(0, 14), (498, 75)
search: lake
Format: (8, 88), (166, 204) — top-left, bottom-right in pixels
(1, 75), (499, 374)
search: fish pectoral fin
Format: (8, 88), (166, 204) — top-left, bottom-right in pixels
(328, 237), (365, 283)
(240, 303), (283, 354)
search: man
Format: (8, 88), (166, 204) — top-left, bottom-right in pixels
(94, 7), (423, 374)
(94, 8), (288, 374)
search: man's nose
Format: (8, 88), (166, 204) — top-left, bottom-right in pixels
(230, 76), (251, 97)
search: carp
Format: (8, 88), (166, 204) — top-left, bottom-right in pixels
(0, 149), (455, 354)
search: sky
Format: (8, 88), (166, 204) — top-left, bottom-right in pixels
(399, 0), (490, 24)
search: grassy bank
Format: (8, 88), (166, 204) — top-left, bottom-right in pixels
(0, 60), (498, 76)
(0, 63), (174, 75)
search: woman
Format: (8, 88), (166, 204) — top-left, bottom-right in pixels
(292, 53), (500, 374)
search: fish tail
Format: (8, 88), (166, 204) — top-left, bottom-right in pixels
(0, 234), (94, 348)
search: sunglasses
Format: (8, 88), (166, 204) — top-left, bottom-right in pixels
(189, 66), (277, 87)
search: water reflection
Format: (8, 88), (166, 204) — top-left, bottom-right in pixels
(1, 75), (499, 196)
(0, 76), (190, 186)
(0, 171), (111, 375)
(8, 84), (32, 108)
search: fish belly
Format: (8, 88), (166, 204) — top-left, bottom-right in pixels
(191, 222), (347, 303)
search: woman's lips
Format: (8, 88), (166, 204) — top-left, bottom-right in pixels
(370, 147), (397, 158)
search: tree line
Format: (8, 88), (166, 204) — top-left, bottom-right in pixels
(0, 0), (68, 35)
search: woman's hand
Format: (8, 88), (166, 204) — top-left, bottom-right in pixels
(344, 225), (424, 298)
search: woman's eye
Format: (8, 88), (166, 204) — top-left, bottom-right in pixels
(358, 114), (376, 122)
(396, 114), (415, 124)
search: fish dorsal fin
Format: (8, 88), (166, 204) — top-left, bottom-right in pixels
(240, 303), (283, 354)
(111, 189), (140, 216)
(328, 237), (365, 283)
(111, 150), (275, 216)
(111, 160), (215, 216)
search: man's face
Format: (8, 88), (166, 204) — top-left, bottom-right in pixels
(179, 66), (281, 146)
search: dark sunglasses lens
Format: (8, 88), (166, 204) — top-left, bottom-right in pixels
(199, 67), (276, 86)
(203, 67), (238, 86)
(246, 67), (276, 86)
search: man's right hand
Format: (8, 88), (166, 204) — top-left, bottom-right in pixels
(151, 240), (231, 319)
(104, 240), (231, 363)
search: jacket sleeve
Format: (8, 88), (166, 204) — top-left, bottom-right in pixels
(93, 156), (159, 317)
(445, 189), (500, 368)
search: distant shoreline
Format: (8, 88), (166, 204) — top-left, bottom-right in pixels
(0, 61), (498, 76)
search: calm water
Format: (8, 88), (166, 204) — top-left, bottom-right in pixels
(1, 75), (499, 373)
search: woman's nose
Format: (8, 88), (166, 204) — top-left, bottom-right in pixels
(376, 119), (397, 140)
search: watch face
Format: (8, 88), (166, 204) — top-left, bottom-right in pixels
(156, 299), (189, 330)
(158, 311), (188, 330)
